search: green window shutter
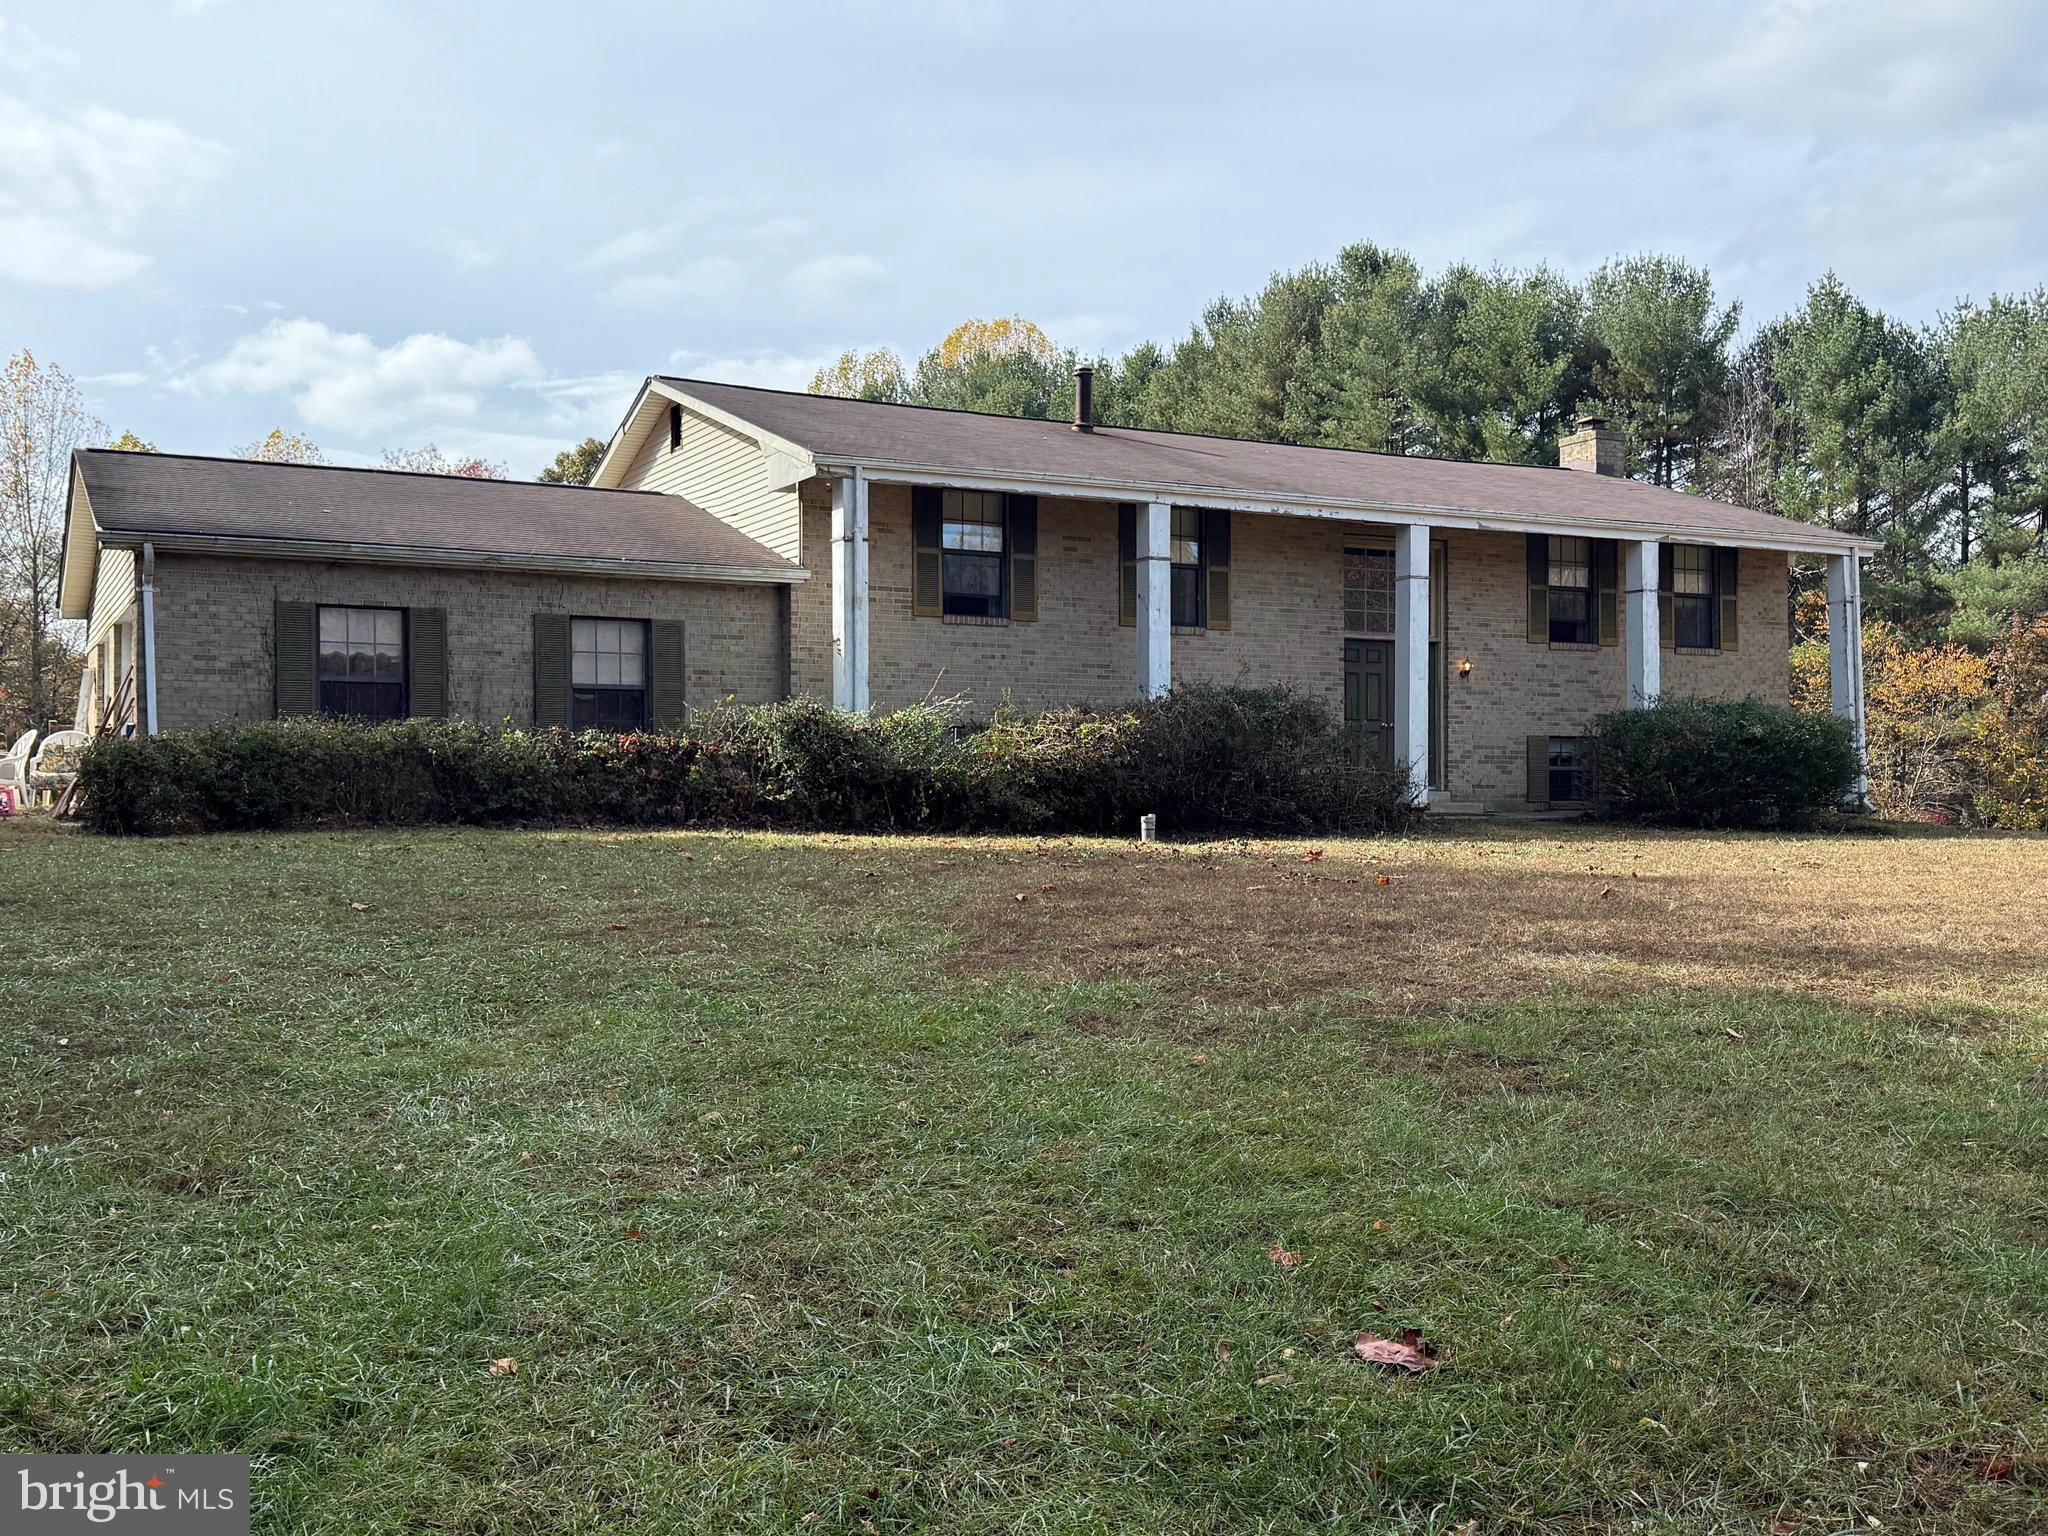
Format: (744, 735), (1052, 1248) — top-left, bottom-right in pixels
(1117, 502), (1137, 628)
(1006, 494), (1038, 622)
(650, 619), (686, 729)
(1202, 507), (1232, 631)
(1717, 548), (1741, 651)
(1595, 540), (1619, 647)
(1526, 735), (1550, 809)
(1658, 546), (1677, 650)
(1525, 535), (1549, 644)
(911, 487), (943, 618)
(532, 613), (571, 727)
(274, 600), (316, 718)
(409, 608), (448, 717)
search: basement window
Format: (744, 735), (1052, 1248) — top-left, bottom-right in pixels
(1548, 737), (1592, 806)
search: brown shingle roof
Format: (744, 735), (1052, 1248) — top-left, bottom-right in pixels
(72, 449), (801, 579)
(662, 377), (1866, 552)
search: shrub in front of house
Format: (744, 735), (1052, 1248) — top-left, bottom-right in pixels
(1588, 697), (1861, 829)
(75, 684), (1418, 838)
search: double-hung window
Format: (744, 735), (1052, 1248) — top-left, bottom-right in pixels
(572, 618), (649, 729)
(942, 490), (1006, 618)
(1547, 536), (1595, 644)
(1548, 737), (1592, 805)
(1671, 543), (1716, 649)
(1170, 506), (1204, 628)
(317, 605), (406, 719)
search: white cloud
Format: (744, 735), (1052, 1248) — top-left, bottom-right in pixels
(583, 222), (677, 269)
(518, 371), (643, 432)
(438, 235), (498, 272)
(604, 257), (745, 307)
(0, 94), (227, 288)
(666, 348), (841, 392)
(786, 253), (886, 301)
(83, 370), (148, 387)
(0, 15), (78, 76)
(176, 318), (545, 435)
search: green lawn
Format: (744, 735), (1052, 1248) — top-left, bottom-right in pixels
(1, 821), (2044, 1534)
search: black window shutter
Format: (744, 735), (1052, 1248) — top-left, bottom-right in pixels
(911, 487), (943, 617)
(1595, 540), (1619, 647)
(1526, 735), (1550, 809)
(409, 608), (449, 717)
(1525, 535), (1548, 644)
(1202, 508), (1231, 631)
(1717, 548), (1741, 651)
(650, 619), (686, 729)
(532, 613), (571, 727)
(274, 601), (317, 717)
(1007, 494), (1038, 622)
(1117, 503), (1137, 628)
(668, 403), (682, 451)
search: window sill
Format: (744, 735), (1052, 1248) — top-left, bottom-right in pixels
(942, 614), (1009, 627)
(1172, 625), (1207, 636)
(1546, 641), (1601, 652)
(1675, 646), (1722, 657)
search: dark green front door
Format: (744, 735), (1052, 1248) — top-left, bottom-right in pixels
(1343, 639), (1394, 769)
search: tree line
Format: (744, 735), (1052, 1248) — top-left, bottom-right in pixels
(811, 247), (2048, 650)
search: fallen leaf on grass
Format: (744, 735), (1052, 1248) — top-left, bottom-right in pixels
(1980, 1453), (2016, 1480)
(1013, 893), (1031, 904)
(1374, 873), (1392, 887)
(1254, 1371), (1290, 1386)
(622, 1229), (645, 1241)
(1353, 1328), (1439, 1373)
(350, 902), (370, 912)
(1267, 1245), (1299, 1268)
(1302, 848), (1325, 862)
(1215, 1341), (1231, 1363)
(1725, 1027), (1747, 1041)
(487, 1356), (519, 1376)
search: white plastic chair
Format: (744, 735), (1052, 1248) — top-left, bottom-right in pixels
(0, 729), (36, 811)
(26, 729), (87, 808)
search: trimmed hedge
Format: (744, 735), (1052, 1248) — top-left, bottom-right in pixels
(76, 684), (1418, 839)
(1588, 697), (1860, 829)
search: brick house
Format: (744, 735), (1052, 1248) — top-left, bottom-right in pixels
(60, 371), (1876, 812)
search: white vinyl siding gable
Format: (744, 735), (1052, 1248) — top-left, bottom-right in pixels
(87, 546), (136, 649)
(616, 405), (801, 563)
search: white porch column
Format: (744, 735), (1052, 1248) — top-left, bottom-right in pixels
(1624, 538), (1662, 708)
(1392, 523), (1430, 805)
(830, 471), (870, 713)
(1827, 550), (1869, 806)
(1136, 499), (1171, 699)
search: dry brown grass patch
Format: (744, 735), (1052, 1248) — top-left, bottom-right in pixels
(960, 827), (2048, 1024)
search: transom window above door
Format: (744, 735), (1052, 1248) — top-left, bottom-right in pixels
(317, 605), (405, 719)
(941, 490), (1005, 617)
(1344, 547), (1394, 635)
(572, 618), (648, 729)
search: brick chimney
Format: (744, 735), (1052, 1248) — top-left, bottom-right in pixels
(1559, 415), (1624, 476)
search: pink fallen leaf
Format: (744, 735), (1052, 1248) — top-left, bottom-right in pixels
(1267, 1245), (1299, 1268)
(1353, 1327), (1440, 1373)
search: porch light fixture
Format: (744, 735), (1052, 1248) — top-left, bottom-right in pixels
(1458, 657), (1472, 678)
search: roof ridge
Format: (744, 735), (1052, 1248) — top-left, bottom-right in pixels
(659, 374), (1634, 484)
(77, 445), (663, 496)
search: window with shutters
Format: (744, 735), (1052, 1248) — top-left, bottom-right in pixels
(1547, 536), (1595, 644)
(942, 490), (1006, 617)
(572, 618), (649, 729)
(1548, 737), (1592, 805)
(1344, 547), (1394, 635)
(1170, 506), (1204, 628)
(1672, 543), (1716, 649)
(317, 605), (406, 719)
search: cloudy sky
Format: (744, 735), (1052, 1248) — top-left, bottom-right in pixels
(3, 0), (2043, 473)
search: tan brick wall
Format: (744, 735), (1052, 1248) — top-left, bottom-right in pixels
(150, 552), (786, 731)
(794, 478), (1789, 810)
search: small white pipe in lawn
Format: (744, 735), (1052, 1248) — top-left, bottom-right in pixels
(1139, 813), (1157, 843)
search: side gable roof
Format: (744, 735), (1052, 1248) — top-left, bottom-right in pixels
(634, 376), (1874, 556)
(60, 449), (805, 618)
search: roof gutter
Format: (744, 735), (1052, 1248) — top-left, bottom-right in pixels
(95, 530), (809, 585)
(811, 456), (1881, 557)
